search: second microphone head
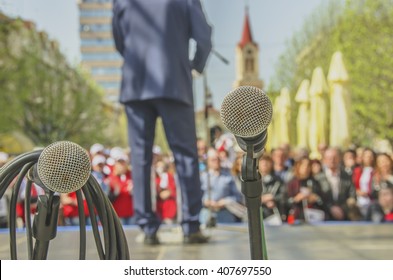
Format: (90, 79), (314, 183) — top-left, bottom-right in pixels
(220, 86), (273, 138)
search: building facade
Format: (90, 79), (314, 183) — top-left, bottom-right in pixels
(233, 8), (264, 90)
(78, 0), (121, 103)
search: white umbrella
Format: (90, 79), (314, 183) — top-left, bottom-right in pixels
(328, 51), (351, 148)
(277, 87), (291, 145)
(266, 123), (274, 153)
(309, 67), (329, 159)
(270, 95), (282, 149)
(295, 79), (310, 149)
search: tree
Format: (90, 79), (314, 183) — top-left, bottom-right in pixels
(270, 0), (393, 146)
(0, 15), (110, 148)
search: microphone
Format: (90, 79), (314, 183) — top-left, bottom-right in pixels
(33, 141), (91, 193)
(27, 141), (93, 259)
(220, 86), (273, 260)
(0, 140), (130, 260)
(220, 86), (273, 158)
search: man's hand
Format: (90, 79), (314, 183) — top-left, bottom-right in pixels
(293, 192), (308, 203)
(192, 69), (201, 78)
(265, 200), (276, 209)
(330, 205), (345, 220)
(308, 193), (320, 204)
(261, 194), (274, 204)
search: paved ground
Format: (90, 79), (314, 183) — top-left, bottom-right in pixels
(0, 222), (392, 260)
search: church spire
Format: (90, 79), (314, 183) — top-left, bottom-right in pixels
(233, 4), (263, 90)
(239, 6), (254, 49)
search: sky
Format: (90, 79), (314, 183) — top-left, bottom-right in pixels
(0, 0), (331, 110)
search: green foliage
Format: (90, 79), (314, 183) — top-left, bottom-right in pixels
(271, 0), (393, 146)
(0, 16), (109, 148)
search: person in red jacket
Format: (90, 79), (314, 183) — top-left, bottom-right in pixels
(155, 160), (177, 224)
(352, 148), (376, 218)
(108, 155), (134, 225)
(61, 191), (89, 226)
(17, 180), (45, 227)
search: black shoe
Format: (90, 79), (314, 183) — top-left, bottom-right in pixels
(183, 231), (209, 244)
(144, 234), (160, 245)
(206, 217), (217, 228)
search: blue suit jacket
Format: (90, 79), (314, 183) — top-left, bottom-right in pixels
(112, 0), (212, 106)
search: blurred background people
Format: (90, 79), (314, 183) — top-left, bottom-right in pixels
(155, 160), (177, 224)
(108, 155), (134, 225)
(200, 149), (244, 225)
(259, 155), (285, 223)
(0, 152), (9, 228)
(211, 125), (236, 163)
(342, 149), (357, 176)
(0, 151), (9, 167)
(60, 191), (88, 226)
(89, 143), (105, 159)
(352, 148), (376, 218)
(285, 157), (325, 223)
(91, 154), (110, 195)
(16, 180), (47, 227)
(218, 149), (233, 170)
(355, 147), (365, 167)
(366, 185), (393, 223)
(310, 159), (323, 179)
(231, 154), (243, 197)
(197, 138), (208, 172)
(372, 153), (393, 198)
(317, 148), (360, 221)
(272, 147), (293, 184)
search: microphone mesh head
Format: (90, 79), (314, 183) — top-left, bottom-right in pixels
(37, 141), (91, 193)
(220, 86), (273, 138)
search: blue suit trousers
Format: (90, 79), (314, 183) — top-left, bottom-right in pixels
(125, 98), (202, 236)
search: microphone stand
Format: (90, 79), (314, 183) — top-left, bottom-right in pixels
(203, 72), (215, 228)
(32, 191), (60, 260)
(241, 144), (268, 260)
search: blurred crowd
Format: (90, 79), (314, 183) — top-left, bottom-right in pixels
(196, 126), (393, 226)
(1, 126), (393, 229)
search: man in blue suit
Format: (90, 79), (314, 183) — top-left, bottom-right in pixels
(112, 0), (212, 244)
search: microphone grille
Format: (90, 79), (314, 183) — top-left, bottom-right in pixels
(220, 86), (273, 138)
(37, 141), (91, 193)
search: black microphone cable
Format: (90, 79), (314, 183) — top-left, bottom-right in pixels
(76, 189), (87, 260)
(24, 178), (34, 259)
(86, 175), (129, 260)
(10, 162), (36, 259)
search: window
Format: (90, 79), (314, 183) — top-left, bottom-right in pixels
(98, 81), (120, 89)
(82, 0), (111, 4)
(82, 52), (122, 61)
(80, 10), (112, 18)
(80, 24), (112, 32)
(91, 67), (122, 75)
(81, 38), (114, 46)
(245, 58), (254, 72)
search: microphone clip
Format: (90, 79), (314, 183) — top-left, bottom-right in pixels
(241, 142), (262, 182)
(235, 130), (267, 159)
(33, 194), (60, 242)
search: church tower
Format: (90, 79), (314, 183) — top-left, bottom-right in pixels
(233, 7), (264, 89)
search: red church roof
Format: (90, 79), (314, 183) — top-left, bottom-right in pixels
(238, 8), (257, 49)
